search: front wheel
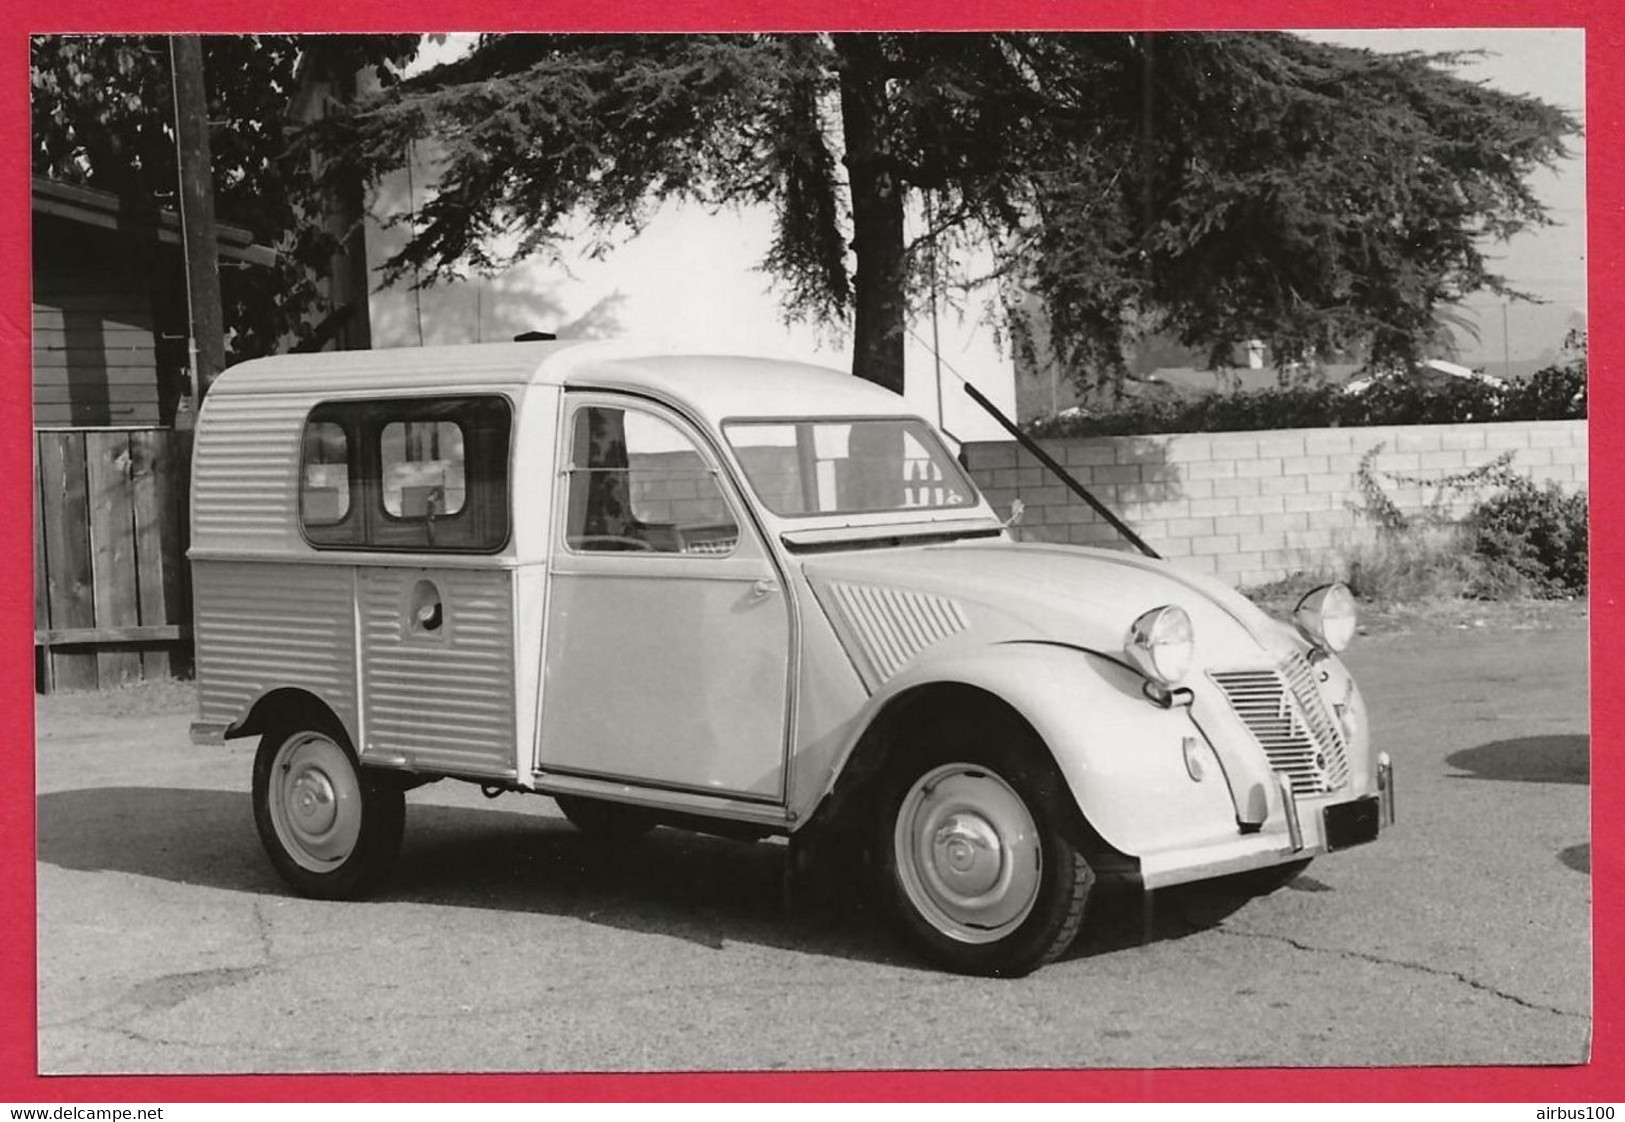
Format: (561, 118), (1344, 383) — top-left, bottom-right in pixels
(876, 722), (1094, 977)
(252, 720), (405, 900)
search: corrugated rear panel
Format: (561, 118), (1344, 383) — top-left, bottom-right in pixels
(191, 394), (306, 549)
(359, 567), (517, 777)
(193, 560), (357, 732)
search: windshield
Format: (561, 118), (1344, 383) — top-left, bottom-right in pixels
(724, 418), (979, 518)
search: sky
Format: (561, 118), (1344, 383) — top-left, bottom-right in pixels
(1303, 29), (1588, 370)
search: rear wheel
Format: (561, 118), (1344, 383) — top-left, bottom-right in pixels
(554, 794), (657, 840)
(875, 715), (1094, 977)
(252, 719), (405, 900)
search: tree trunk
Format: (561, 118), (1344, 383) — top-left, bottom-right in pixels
(835, 35), (908, 395)
(295, 50), (373, 352)
(324, 66), (373, 352)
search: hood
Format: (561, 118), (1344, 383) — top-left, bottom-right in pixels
(801, 539), (1299, 674)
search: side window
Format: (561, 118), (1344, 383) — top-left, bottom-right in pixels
(300, 396), (510, 553)
(382, 420), (467, 518)
(564, 405), (739, 555)
(300, 421), (352, 528)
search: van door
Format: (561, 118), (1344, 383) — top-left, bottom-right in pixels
(536, 396), (792, 801)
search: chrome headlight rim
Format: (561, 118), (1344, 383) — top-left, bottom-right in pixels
(1294, 581), (1358, 653)
(1125, 604), (1195, 686)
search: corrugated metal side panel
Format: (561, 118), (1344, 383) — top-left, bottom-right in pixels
(191, 393), (305, 550)
(825, 581), (968, 682)
(193, 560), (357, 733)
(359, 567), (516, 776)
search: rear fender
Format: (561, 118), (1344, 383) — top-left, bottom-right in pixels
(224, 687), (355, 748)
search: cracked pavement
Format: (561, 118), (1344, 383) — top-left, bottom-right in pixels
(34, 618), (1589, 1073)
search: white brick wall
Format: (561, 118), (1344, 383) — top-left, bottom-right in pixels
(964, 420), (1587, 588)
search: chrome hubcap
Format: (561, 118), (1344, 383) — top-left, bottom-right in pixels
(932, 814), (1004, 896)
(268, 733), (362, 872)
(894, 764), (1042, 944)
(291, 771), (338, 832)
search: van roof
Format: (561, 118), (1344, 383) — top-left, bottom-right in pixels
(207, 340), (911, 422)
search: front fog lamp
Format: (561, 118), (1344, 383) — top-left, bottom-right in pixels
(1125, 605), (1194, 686)
(1295, 582), (1358, 653)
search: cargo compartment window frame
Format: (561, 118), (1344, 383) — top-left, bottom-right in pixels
(298, 395), (513, 554)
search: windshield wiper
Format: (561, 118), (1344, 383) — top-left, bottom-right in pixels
(961, 382), (1161, 560)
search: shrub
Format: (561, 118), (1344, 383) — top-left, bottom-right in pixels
(1339, 447), (1587, 603)
(1026, 361), (1586, 438)
(1340, 531), (1485, 604)
(1465, 479), (1588, 598)
(1498, 361), (1587, 420)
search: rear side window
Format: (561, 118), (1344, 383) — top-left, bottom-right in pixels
(382, 420), (467, 519)
(300, 396), (510, 552)
(300, 422), (351, 525)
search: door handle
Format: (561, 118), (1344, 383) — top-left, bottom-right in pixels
(750, 578), (780, 600)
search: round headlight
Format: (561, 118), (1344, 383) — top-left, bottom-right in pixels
(1125, 605), (1194, 686)
(1294, 582), (1358, 652)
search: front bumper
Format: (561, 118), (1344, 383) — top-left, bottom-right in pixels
(1138, 751), (1394, 891)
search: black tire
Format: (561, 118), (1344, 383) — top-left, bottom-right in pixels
(874, 713), (1094, 977)
(554, 794), (657, 840)
(252, 717), (405, 900)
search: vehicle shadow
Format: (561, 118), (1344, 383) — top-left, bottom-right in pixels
(1065, 877), (1269, 961)
(38, 785), (1267, 970)
(36, 785), (905, 966)
(1445, 734), (1590, 785)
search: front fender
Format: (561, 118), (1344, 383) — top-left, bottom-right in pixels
(833, 641), (1244, 858)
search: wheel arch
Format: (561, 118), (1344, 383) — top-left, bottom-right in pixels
(230, 687), (353, 749)
(816, 679), (1033, 821)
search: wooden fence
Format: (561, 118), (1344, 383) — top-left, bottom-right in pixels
(34, 427), (190, 692)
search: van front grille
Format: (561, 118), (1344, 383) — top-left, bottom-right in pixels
(1210, 653), (1350, 796)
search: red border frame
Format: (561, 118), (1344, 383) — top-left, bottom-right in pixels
(3, 1), (1616, 1103)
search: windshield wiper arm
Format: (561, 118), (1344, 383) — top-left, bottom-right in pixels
(961, 382), (1161, 560)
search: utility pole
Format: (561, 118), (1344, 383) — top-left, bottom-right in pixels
(925, 195), (944, 430)
(1502, 302), (1512, 379)
(168, 34), (223, 673)
(169, 35), (226, 412)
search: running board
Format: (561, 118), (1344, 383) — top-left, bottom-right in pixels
(533, 770), (794, 830)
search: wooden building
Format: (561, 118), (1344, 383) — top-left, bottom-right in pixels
(32, 176), (273, 691)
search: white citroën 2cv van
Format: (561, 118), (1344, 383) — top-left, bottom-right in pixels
(189, 339), (1393, 976)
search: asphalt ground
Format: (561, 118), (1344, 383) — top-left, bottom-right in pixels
(34, 610), (1590, 1073)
